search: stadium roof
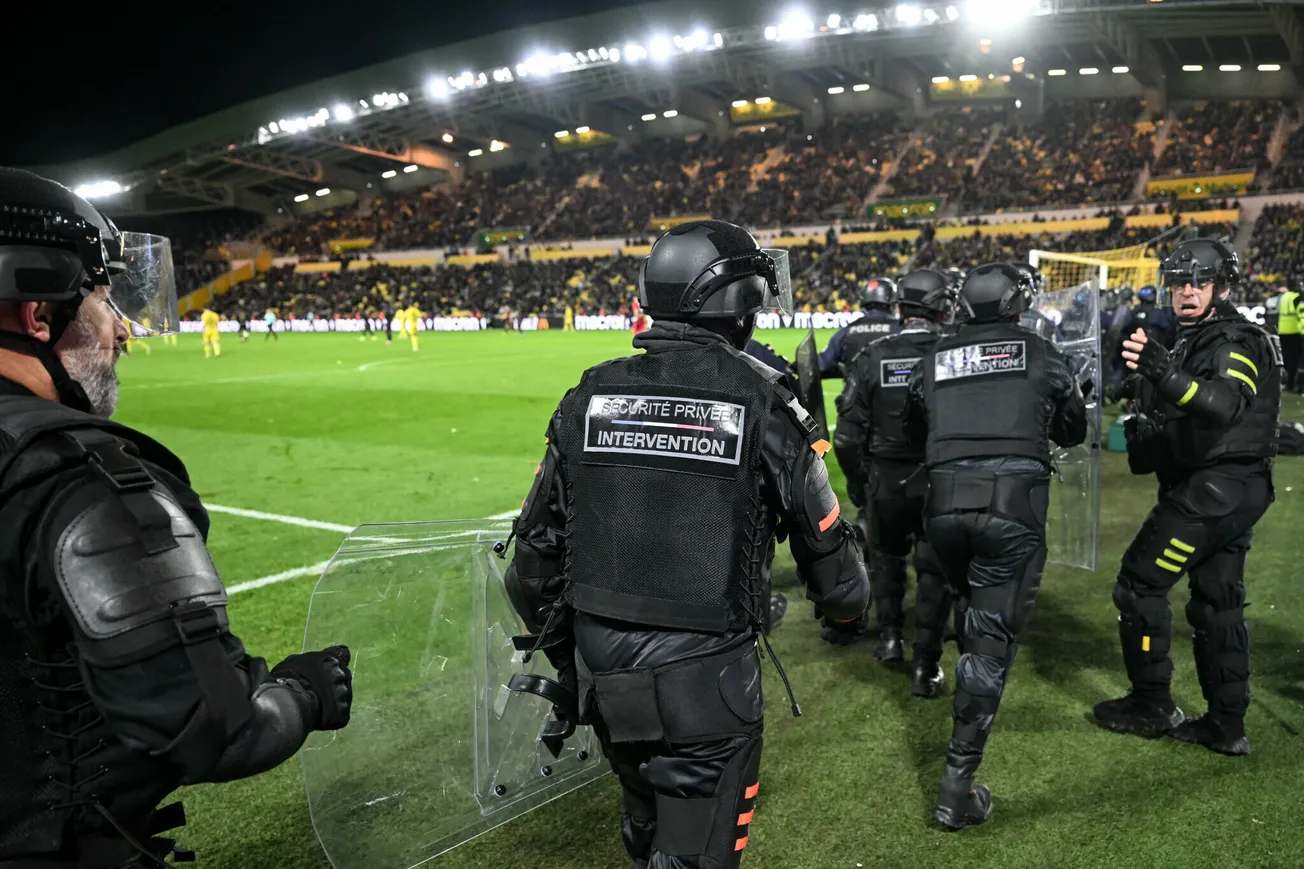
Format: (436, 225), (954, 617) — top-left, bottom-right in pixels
(43, 0), (1304, 217)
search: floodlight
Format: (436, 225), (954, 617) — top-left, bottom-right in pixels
(382, 170), (397, 179)
(403, 164), (419, 173)
(853, 83), (870, 91)
(828, 86), (845, 94)
(316, 188), (330, 197)
(663, 110), (678, 118)
(895, 4), (922, 26)
(649, 36), (672, 62)
(1259, 64), (1282, 71)
(1113, 65), (1129, 73)
(469, 149), (484, 157)
(73, 180), (123, 200)
(1219, 64), (1241, 72)
(332, 104), (354, 122)
(294, 194), (309, 203)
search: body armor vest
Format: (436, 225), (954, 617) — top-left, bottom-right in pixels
(921, 322), (1058, 467)
(865, 328), (943, 463)
(1150, 314), (1281, 468)
(840, 315), (898, 367)
(558, 342), (778, 634)
(0, 395), (194, 864)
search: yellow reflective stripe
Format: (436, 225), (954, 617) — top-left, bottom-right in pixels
(1169, 538), (1195, 553)
(1227, 369), (1257, 393)
(1142, 636), (1151, 652)
(1175, 381), (1199, 406)
(1162, 548), (1188, 564)
(1228, 352), (1258, 377)
(1155, 558), (1183, 574)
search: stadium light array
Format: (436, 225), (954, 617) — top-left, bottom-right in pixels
(649, 36), (672, 62)
(895, 4), (922, 26)
(426, 77), (450, 99)
(469, 149), (484, 157)
(853, 13), (879, 31)
(959, 74), (977, 81)
(382, 170), (397, 179)
(403, 164), (419, 173)
(332, 104), (354, 122)
(1113, 65), (1129, 73)
(1079, 67), (1098, 75)
(1182, 64), (1203, 71)
(932, 76), (949, 83)
(624, 43), (647, 62)
(294, 194), (309, 202)
(73, 180), (123, 200)
(1220, 64), (1241, 72)
(1260, 63), (1282, 71)
(776, 11), (815, 40)
(923, 8), (939, 23)
(828, 86), (845, 94)
(827, 13), (840, 27)
(1048, 68), (1066, 76)
(642, 113), (657, 121)
(663, 109), (679, 118)
(945, 5), (959, 20)
(853, 83), (870, 91)
(732, 99), (749, 107)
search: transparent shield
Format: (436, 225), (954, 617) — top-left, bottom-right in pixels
(1033, 284), (1103, 571)
(109, 232), (179, 336)
(760, 249), (794, 315)
(301, 520), (607, 869)
(794, 327), (829, 440)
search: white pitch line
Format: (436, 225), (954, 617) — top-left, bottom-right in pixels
(205, 504), (355, 534)
(228, 561), (333, 596)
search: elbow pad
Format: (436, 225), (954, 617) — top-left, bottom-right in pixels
(189, 671), (318, 784)
(801, 540), (869, 622)
(1157, 371), (1245, 425)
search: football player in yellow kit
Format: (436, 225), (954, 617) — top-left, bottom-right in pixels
(201, 308), (222, 358)
(403, 304), (422, 352)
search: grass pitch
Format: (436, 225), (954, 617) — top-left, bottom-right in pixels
(115, 330), (1304, 869)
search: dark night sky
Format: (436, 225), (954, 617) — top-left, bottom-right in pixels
(3, 0), (647, 167)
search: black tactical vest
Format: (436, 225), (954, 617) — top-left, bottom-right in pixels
(921, 322), (1057, 467)
(557, 342), (778, 633)
(840, 315), (898, 367)
(1154, 314), (1281, 468)
(0, 394), (193, 862)
(864, 328), (943, 462)
(1264, 294), (1280, 335)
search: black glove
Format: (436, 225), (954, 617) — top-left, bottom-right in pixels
(272, 646), (353, 731)
(1123, 416), (1165, 477)
(819, 612), (869, 646)
(1128, 334), (1176, 385)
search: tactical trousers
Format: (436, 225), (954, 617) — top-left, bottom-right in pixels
(576, 626), (765, 869)
(925, 471), (1050, 776)
(867, 459), (951, 666)
(1114, 464), (1272, 717)
(1280, 334), (1301, 393)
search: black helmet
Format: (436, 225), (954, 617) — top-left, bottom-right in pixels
(1160, 238), (1240, 293)
(1012, 261), (1046, 295)
(638, 219), (781, 318)
(958, 262), (1035, 323)
(943, 267), (966, 289)
(895, 269), (952, 321)
(860, 277), (896, 311)
(0, 167), (118, 307)
(1137, 284), (1157, 303)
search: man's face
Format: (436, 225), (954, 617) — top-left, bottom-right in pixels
(1170, 279), (1216, 321)
(54, 287), (129, 417)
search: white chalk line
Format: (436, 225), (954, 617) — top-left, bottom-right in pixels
(212, 503), (518, 595)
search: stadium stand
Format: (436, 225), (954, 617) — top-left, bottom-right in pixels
(885, 105), (1003, 200)
(1269, 119), (1304, 191)
(1245, 203), (1304, 293)
(1153, 100), (1282, 176)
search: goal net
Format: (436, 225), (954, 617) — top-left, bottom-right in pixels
(1028, 240), (1161, 294)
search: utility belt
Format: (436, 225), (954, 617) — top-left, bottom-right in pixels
(926, 468), (1050, 530)
(577, 635), (763, 745)
(0, 803), (192, 869)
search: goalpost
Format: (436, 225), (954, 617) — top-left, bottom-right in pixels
(1028, 240), (1162, 294)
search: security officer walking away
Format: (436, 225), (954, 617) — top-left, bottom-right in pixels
(903, 263), (1087, 829)
(504, 219), (870, 868)
(1094, 239), (1279, 755)
(0, 168), (354, 867)
(831, 269), (954, 697)
(818, 277), (899, 378)
(1274, 282), (1299, 393)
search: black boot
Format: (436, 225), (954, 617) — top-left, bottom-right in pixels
(820, 612), (868, 646)
(1170, 713), (1250, 756)
(874, 627), (905, 662)
(933, 764), (993, 831)
(910, 659), (945, 698)
(1093, 692), (1184, 737)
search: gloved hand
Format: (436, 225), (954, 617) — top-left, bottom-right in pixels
(1123, 415), (1165, 477)
(820, 612), (869, 646)
(1122, 329), (1175, 385)
(272, 646), (353, 730)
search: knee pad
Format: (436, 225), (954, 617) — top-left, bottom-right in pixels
(651, 734), (763, 864)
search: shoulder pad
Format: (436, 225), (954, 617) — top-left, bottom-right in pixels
(772, 383), (830, 456)
(55, 488), (227, 666)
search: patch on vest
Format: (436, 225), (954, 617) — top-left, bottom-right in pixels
(584, 394), (746, 472)
(850, 321), (893, 336)
(881, 357), (920, 388)
(935, 340), (1027, 381)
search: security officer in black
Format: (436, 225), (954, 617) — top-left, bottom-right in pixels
(830, 270), (954, 698)
(504, 219), (869, 869)
(0, 168), (353, 867)
(903, 263), (1087, 830)
(1094, 239), (1279, 756)
(817, 277), (899, 378)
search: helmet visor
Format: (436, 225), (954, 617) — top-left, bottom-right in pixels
(108, 232), (178, 336)
(759, 249), (793, 315)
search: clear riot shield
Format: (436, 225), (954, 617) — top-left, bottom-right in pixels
(1032, 284), (1103, 571)
(301, 520), (607, 869)
(794, 327), (829, 440)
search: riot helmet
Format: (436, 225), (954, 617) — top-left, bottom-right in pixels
(1136, 285), (1157, 304)
(958, 262), (1035, 323)
(895, 269), (952, 322)
(860, 277), (896, 313)
(1159, 238), (1239, 324)
(638, 220), (792, 319)
(1012, 261), (1046, 295)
